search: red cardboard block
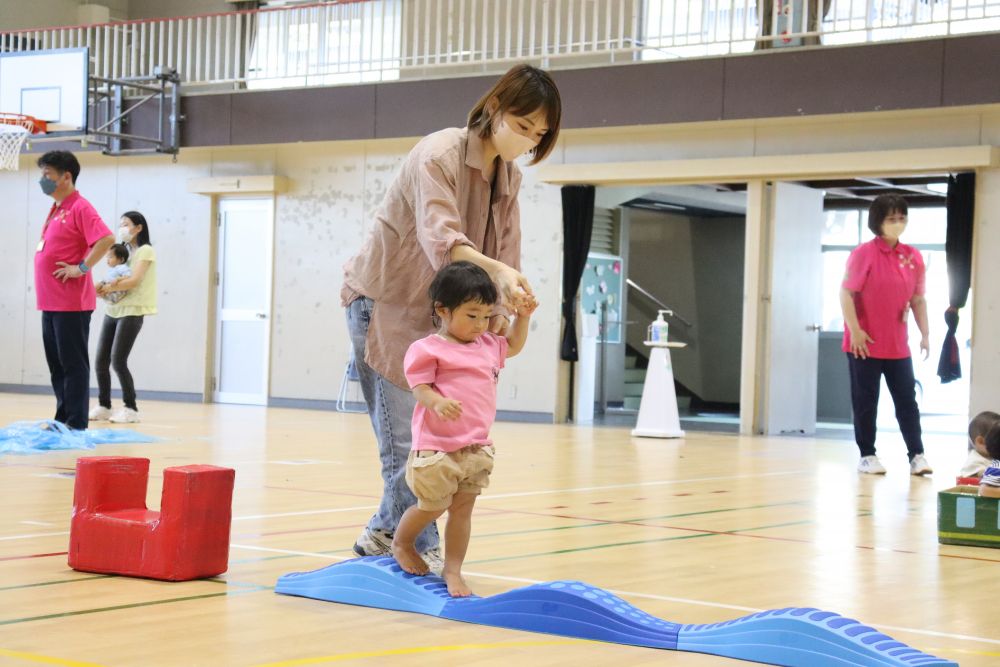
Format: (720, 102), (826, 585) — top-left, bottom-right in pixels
(69, 456), (235, 581)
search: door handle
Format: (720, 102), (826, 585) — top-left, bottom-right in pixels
(806, 324), (822, 332)
(256, 313), (267, 319)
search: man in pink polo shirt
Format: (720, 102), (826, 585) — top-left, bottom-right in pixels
(34, 151), (114, 430)
(840, 194), (932, 476)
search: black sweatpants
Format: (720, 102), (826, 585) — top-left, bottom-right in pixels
(41, 311), (92, 430)
(846, 354), (924, 461)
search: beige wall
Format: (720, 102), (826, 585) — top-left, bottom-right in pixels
(2, 137), (563, 415)
(3, 103), (999, 420)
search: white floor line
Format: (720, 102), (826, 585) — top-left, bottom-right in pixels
(230, 543), (1000, 647)
(18, 520), (54, 527)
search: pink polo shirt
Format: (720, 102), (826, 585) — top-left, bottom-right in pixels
(841, 237), (925, 359)
(403, 332), (508, 452)
(34, 191), (112, 312)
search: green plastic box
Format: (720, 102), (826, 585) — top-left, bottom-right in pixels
(937, 486), (1000, 548)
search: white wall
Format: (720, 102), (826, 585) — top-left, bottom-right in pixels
(970, 167), (1000, 417)
(2, 137), (563, 415)
(4, 104), (1000, 420)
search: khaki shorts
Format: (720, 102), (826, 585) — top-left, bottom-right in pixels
(405, 445), (496, 512)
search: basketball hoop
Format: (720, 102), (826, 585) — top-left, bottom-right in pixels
(0, 113), (46, 171)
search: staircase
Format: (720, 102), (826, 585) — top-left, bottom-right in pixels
(622, 350), (693, 415)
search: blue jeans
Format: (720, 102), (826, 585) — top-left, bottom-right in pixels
(346, 297), (439, 553)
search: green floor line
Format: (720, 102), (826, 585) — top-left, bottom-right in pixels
(475, 500), (810, 540)
(466, 518), (818, 565)
(0, 587), (264, 626)
(0, 574), (113, 592)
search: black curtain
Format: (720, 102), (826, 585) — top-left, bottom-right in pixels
(560, 185), (595, 362)
(937, 172), (975, 383)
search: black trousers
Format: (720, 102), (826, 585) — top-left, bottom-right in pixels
(41, 311), (92, 431)
(846, 354), (924, 460)
(95, 314), (145, 411)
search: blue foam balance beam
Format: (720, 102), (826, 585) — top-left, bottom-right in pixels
(275, 557), (956, 667)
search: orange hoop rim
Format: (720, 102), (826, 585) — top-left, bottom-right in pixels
(0, 113), (46, 134)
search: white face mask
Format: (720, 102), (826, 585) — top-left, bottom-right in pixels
(117, 227), (133, 244)
(492, 119), (537, 162)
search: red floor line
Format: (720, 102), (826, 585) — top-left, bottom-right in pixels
(0, 551), (68, 562)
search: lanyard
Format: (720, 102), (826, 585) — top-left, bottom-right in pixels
(40, 203), (68, 240)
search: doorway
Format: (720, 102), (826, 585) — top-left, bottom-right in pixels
(588, 184), (749, 432)
(213, 197), (275, 406)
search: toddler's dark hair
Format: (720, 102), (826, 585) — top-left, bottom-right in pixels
(969, 411), (1000, 442)
(429, 261), (498, 319)
(985, 422), (1000, 461)
(109, 243), (129, 264)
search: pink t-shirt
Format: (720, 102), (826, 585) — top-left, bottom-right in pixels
(34, 191), (112, 312)
(841, 236), (925, 359)
(403, 332), (508, 452)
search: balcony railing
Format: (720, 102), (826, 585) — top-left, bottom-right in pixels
(0, 0), (998, 91)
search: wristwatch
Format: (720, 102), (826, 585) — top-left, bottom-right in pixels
(78, 261), (90, 274)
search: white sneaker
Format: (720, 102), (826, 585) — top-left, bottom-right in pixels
(910, 454), (933, 476)
(352, 527), (394, 557)
(421, 547), (444, 576)
(88, 405), (112, 421)
(109, 407), (140, 424)
(858, 455), (887, 475)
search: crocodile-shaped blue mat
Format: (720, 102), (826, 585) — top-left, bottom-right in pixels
(275, 557), (955, 666)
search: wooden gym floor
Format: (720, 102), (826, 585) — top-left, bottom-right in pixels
(0, 392), (997, 666)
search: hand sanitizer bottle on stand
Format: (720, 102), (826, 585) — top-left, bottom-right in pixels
(634, 309), (685, 438)
(647, 310), (671, 343)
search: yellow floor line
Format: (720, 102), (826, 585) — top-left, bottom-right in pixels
(253, 639), (585, 666)
(0, 648), (107, 667)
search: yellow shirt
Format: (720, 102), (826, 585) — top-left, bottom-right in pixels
(107, 244), (157, 318)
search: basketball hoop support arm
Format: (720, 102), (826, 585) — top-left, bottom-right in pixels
(87, 67), (181, 157)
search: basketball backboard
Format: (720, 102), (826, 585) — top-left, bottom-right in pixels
(0, 48), (88, 135)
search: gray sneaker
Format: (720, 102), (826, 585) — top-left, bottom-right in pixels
(421, 547), (444, 576)
(353, 527), (394, 557)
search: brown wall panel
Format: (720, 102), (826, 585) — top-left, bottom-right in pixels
(942, 34), (1000, 107)
(723, 40), (945, 119)
(374, 75), (494, 138)
(552, 59), (726, 128)
(229, 85), (377, 145)
(181, 94), (232, 147)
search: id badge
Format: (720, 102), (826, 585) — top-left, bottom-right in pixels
(36, 239), (45, 252)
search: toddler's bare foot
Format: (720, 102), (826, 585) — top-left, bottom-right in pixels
(443, 569), (472, 597)
(392, 541), (429, 575)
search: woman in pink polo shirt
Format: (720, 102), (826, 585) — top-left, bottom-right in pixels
(840, 194), (932, 476)
(341, 65), (561, 570)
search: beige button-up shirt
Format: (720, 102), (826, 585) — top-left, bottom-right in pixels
(341, 127), (523, 389)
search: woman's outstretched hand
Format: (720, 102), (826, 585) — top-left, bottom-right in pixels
(493, 265), (534, 313)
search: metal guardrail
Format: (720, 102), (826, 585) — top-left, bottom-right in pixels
(0, 1), (998, 91)
(626, 278), (692, 327)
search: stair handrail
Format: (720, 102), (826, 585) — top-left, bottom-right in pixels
(626, 279), (692, 327)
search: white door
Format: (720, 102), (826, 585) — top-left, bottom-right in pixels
(214, 197), (274, 406)
(764, 182), (824, 434)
